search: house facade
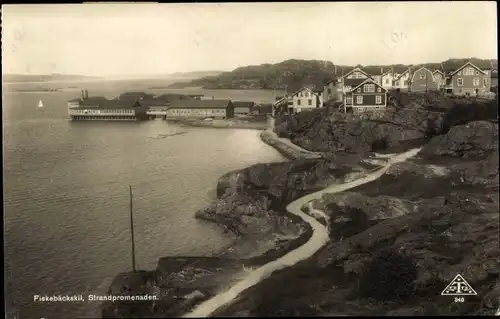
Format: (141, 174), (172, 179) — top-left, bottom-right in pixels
(165, 99), (234, 119)
(272, 95), (293, 116)
(232, 101), (255, 115)
(67, 94), (149, 121)
(446, 62), (491, 96)
(409, 67), (439, 92)
(381, 70), (396, 90)
(344, 78), (388, 112)
(491, 69), (498, 87)
(393, 70), (411, 90)
(432, 70), (446, 89)
(323, 79), (341, 103)
(290, 87), (323, 113)
(339, 68), (372, 93)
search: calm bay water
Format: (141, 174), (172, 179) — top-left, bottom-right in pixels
(3, 84), (285, 319)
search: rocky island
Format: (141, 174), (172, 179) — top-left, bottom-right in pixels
(101, 91), (498, 317)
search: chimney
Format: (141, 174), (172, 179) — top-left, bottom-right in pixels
(81, 90), (85, 100)
(381, 67), (383, 74)
(212, 96), (214, 100)
(85, 90), (89, 99)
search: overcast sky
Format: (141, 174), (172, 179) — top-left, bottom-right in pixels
(1, 2), (497, 76)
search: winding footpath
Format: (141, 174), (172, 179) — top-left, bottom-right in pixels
(183, 144), (422, 318)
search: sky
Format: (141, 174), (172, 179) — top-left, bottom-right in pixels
(1, 2), (498, 77)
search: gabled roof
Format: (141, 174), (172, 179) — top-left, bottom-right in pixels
(341, 67), (372, 79)
(448, 61), (486, 76)
(168, 99), (232, 109)
(394, 69), (411, 80)
(432, 69), (445, 75)
(233, 101), (255, 108)
(273, 96), (291, 106)
(350, 78), (387, 93)
(410, 67), (436, 83)
(289, 87), (320, 98)
(343, 78), (367, 88)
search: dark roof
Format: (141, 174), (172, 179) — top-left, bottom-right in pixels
(168, 99), (232, 109)
(391, 66), (410, 74)
(233, 101), (255, 108)
(68, 98), (82, 103)
(343, 78), (367, 87)
(79, 96), (108, 106)
(78, 97), (142, 108)
(362, 66), (385, 76)
(119, 91), (154, 98)
(323, 78), (338, 85)
(143, 99), (170, 106)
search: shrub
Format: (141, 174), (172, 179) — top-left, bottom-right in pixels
(356, 248), (418, 301)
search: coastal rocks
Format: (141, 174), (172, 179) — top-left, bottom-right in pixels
(260, 130), (322, 160)
(421, 121), (498, 158)
(275, 92), (497, 154)
(101, 257), (245, 318)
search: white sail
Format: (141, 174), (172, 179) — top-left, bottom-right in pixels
(38, 100), (44, 108)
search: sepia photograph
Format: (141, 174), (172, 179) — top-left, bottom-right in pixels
(2, 2), (499, 318)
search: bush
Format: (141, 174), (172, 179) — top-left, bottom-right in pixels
(357, 249), (418, 301)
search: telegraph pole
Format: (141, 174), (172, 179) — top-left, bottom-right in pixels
(129, 185), (136, 272)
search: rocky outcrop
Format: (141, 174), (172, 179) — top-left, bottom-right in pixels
(275, 91), (497, 154)
(197, 155), (380, 238)
(260, 130), (322, 160)
(213, 115), (498, 317)
(420, 121), (498, 158)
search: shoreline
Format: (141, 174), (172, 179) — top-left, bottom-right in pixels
(101, 124), (321, 317)
(168, 118), (270, 130)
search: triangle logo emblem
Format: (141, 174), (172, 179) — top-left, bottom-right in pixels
(441, 274), (477, 296)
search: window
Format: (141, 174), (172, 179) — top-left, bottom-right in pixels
(484, 78), (488, 86)
(356, 96), (363, 104)
(385, 79), (389, 84)
(308, 99), (312, 105)
(346, 96), (353, 104)
(473, 77), (480, 86)
(297, 100), (301, 105)
(420, 73), (426, 80)
(475, 71), (480, 75)
(357, 88), (361, 92)
(364, 84), (375, 92)
(377, 87), (381, 92)
(463, 67), (474, 76)
(376, 96), (382, 104)
(327, 88), (332, 94)
(404, 80), (408, 86)
(395, 81), (400, 86)
(304, 91), (309, 97)
(458, 71), (462, 75)
(457, 78), (463, 86)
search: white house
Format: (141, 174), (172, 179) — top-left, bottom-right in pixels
(290, 87), (323, 113)
(393, 69), (411, 90)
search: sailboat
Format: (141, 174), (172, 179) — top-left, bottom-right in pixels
(37, 100), (44, 110)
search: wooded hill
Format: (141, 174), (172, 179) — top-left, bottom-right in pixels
(168, 58), (498, 93)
